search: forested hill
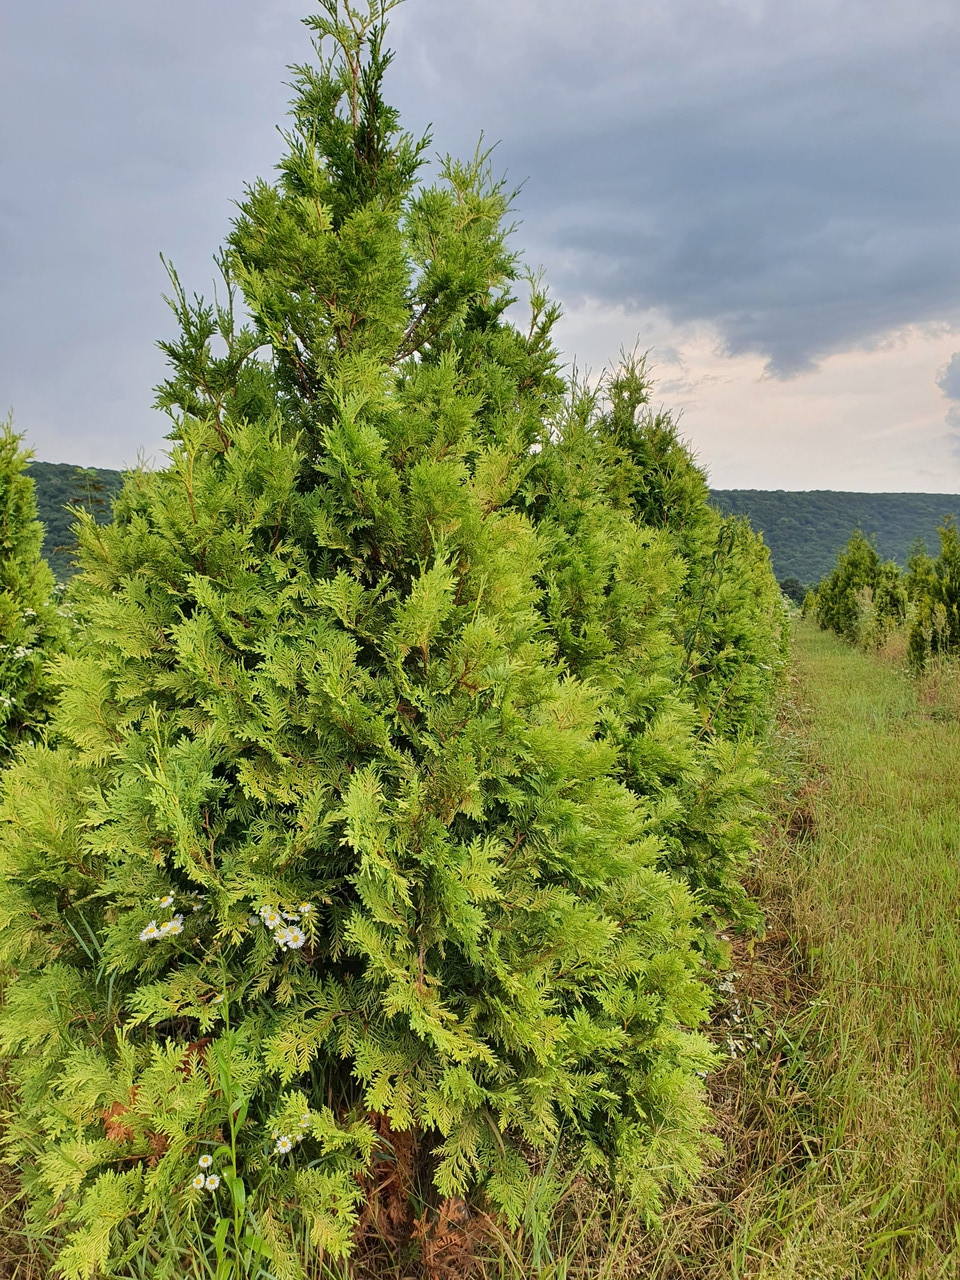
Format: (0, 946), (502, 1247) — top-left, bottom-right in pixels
(24, 463), (960, 589)
(710, 490), (960, 586)
(28, 461), (124, 582)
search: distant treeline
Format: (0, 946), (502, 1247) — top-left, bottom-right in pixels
(710, 490), (960, 589)
(26, 464), (960, 594)
(28, 461), (124, 582)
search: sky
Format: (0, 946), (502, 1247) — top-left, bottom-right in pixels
(2, 0), (960, 491)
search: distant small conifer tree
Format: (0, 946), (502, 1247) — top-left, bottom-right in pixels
(816, 529), (907, 650)
(816, 528), (882, 642)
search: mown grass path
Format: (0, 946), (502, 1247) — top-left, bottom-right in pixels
(637, 622), (960, 1280)
(768, 622), (960, 1278)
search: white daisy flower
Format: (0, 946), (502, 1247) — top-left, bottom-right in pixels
(275, 1135), (293, 1155)
(298, 1113), (310, 1129)
(297, 902), (313, 914)
(159, 915), (184, 937)
(260, 907), (282, 930)
(139, 921), (161, 942)
(191, 1174), (206, 1190)
(282, 911), (301, 921)
(205, 1174), (220, 1190)
(283, 926), (306, 950)
(198, 1154), (213, 1169)
(156, 893), (175, 909)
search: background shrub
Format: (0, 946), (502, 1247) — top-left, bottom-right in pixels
(0, 420), (65, 758)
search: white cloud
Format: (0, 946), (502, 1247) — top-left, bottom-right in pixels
(555, 299), (960, 490)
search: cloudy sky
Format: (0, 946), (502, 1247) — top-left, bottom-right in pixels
(3, 0), (960, 490)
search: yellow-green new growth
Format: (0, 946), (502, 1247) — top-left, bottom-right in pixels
(0, 419), (65, 758)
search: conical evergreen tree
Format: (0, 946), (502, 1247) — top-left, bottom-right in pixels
(0, 7), (734, 1275)
(0, 420), (64, 758)
(525, 355), (785, 930)
(815, 528), (882, 642)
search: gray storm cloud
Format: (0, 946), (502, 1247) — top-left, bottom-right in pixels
(935, 353), (960, 455)
(2, 0), (960, 463)
(389, 0), (960, 376)
(937, 354), (960, 402)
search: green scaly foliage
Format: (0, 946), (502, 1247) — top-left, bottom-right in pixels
(528, 359), (786, 930)
(0, 420), (65, 757)
(0, 5), (784, 1275)
(906, 521), (960, 668)
(814, 528), (905, 647)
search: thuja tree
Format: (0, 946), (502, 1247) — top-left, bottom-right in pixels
(815, 529), (880, 641)
(0, 7), (723, 1276)
(0, 420), (64, 758)
(589, 357), (787, 740)
(527, 359), (786, 931)
(815, 529), (905, 647)
(906, 521), (960, 667)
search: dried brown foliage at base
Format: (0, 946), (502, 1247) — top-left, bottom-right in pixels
(413, 1197), (491, 1280)
(350, 1114), (491, 1280)
(0, 1153), (46, 1280)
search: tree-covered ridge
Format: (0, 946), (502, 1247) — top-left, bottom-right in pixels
(711, 490), (960, 586)
(30, 470), (960, 592)
(27, 460), (124, 582)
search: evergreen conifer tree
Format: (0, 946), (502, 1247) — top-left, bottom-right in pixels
(0, 7), (729, 1274)
(905, 521), (960, 666)
(815, 529), (906, 649)
(0, 420), (64, 757)
(527, 356), (785, 930)
(815, 528), (882, 642)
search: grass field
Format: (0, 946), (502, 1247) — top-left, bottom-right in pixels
(638, 619), (960, 1279)
(775, 622), (960, 1276)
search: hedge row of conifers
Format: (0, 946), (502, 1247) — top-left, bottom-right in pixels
(0, 6), (788, 1275)
(811, 523), (960, 667)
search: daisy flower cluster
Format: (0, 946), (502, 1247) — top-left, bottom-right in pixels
(189, 1152), (220, 1192)
(250, 901), (312, 951)
(273, 1112), (312, 1157)
(139, 890), (185, 943)
(713, 970), (772, 1060)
